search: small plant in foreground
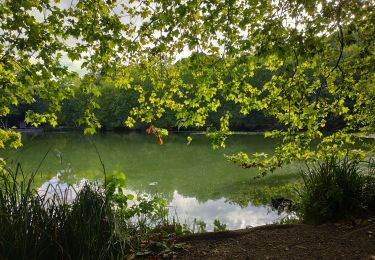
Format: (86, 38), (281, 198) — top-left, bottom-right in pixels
(213, 219), (227, 231)
(298, 156), (375, 224)
(193, 219), (207, 233)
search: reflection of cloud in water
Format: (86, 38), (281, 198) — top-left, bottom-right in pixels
(38, 175), (88, 203)
(169, 190), (279, 231)
(37, 177), (281, 231)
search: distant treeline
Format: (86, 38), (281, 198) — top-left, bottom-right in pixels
(4, 54), (345, 132)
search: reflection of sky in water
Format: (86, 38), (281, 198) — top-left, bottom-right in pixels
(168, 190), (279, 231)
(38, 175), (88, 203)
(39, 176), (282, 231)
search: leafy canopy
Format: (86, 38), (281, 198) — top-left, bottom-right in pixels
(0, 0), (374, 175)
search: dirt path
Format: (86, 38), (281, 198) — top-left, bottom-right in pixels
(176, 220), (375, 259)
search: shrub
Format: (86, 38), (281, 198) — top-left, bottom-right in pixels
(213, 219), (227, 232)
(362, 159), (375, 211)
(0, 165), (170, 259)
(298, 156), (375, 224)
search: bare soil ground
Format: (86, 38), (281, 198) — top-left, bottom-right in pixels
(175, 219), (375, 259)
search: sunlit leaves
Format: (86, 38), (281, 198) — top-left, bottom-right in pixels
(1, 0), (75, 135)
(206, 111), (232, 149)
(1, 0), (374, 176)
(0, 129), (22, 149)
(105, 171), (134, 208)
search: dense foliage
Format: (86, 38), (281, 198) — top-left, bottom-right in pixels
(1, 0), (374, 174)
(5, 64), (276, 131)
(298, 157), (375, 223)
(0, 166), (179, 259)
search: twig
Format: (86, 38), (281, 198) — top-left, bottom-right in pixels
(90, 138), (107, 186)
(34, 145), (53, 178)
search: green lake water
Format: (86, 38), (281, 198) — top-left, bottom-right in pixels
(1, 131), (301, 230)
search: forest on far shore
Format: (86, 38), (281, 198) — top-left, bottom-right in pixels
(3, 54), (347, 132)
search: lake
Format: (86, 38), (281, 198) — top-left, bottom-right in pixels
(1, 131), (300, 230)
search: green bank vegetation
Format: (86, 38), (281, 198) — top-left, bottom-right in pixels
(299, 156), (375, 224)
(0, 165), (193, 259)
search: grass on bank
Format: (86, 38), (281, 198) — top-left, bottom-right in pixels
(298, 156), (375, 224)
(226, 155), (375, 225)
(0, 165), (188, 259)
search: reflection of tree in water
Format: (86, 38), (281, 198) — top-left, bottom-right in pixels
(223, 173), (302, 208)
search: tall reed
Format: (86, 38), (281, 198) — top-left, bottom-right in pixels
(0, 164), (169, 259)
(299, 156), (375, 224)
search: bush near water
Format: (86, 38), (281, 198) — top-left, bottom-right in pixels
(298, 157), (375, 224)
(0, 166), (185, 259)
